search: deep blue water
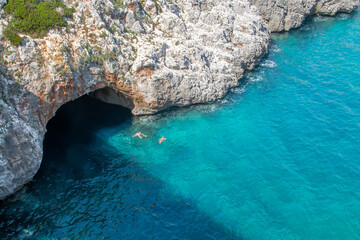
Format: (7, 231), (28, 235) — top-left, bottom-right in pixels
(1, 10), (360, 239)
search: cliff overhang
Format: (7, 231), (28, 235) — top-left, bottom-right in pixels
(0, 0), (358, 199)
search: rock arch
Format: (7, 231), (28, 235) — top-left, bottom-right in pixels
(0, 83), (136, 199)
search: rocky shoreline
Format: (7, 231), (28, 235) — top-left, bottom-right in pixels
(0, 0), (358, 199)
(251, 0), (359, 32)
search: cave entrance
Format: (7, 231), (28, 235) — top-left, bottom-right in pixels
(39, 89), (132, 179)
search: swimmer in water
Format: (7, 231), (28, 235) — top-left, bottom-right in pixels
(159, 136), (167, 144)
(132, 132), (147, 139)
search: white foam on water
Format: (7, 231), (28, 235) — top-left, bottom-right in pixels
(231, 85), (247, 94)
(337, 13), (351, 20)
(260, 60), (277, 68)
(219, 98), (229, 104)
(249, 75), (264, 83)
(300, 25), (311, 31)
(313, 15), (329, 22)
(271, 45), (281, 53)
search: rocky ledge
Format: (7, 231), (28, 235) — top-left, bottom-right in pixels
(250, 0), (359, 32)
(0, 0), (358, 199)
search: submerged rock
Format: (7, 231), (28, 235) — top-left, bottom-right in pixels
(0, 0), (358, 199)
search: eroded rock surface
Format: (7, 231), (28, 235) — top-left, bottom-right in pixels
(250, 0), (359, 32)
(0, 0), (358, 199)
(0, 0), (270, 199)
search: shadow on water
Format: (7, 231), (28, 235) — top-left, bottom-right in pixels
(43, 94), (133, 159)
(0, 94), (239, 239)
(38, 94), (133, 180)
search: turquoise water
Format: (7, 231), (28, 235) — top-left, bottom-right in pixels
(1, 10), (360, 239)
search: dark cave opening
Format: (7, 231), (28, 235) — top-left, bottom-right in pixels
(40, 91), (133, 177)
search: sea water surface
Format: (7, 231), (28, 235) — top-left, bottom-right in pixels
(1, 10), (360, 240)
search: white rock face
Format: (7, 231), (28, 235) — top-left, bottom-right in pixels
(317, 0), (359, 15)
(250, 0), (359, 32)
(0, 0), (270, 199)
(0, 0), (358, 199)
(128, 0), (270, 114)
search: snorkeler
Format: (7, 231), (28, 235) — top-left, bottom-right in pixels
(159, 136), (167, 144)
(133, 132), (147, 139)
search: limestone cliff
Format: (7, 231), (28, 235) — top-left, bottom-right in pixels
(250, 0), (359, 32)
(0, 0), (270, 199)
(0, 0), (358, 199)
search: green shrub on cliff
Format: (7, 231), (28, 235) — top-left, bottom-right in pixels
(3, 23), (22, 45)
(113, 0), (124, 9)
(3, 0), (75, 45)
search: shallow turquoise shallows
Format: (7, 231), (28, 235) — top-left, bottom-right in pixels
(1, 10), (360, 240)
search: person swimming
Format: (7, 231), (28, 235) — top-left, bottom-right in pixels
(159, 136), (167, 144)
(133, 132), (147, 139)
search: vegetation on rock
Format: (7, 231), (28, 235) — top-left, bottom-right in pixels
(113, 0), (124, 10)
(3, 0), (75, 45)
